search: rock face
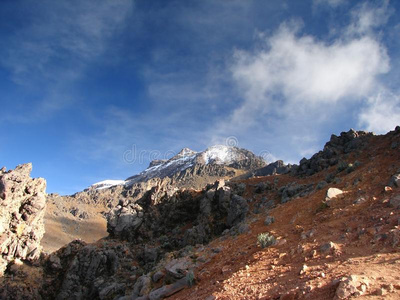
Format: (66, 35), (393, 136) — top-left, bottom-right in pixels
(242, 160), (293, 179)
(0, 163), (46, 275)
(107, 180), (250, 246)
(125, 145), (266, 188)
(294, 129), (372, 176)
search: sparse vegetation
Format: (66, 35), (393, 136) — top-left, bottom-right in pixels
(186, 270), (195, 286)
(316, 201), (329, 213)
(337, 161), (348, 172)
(257, 232), (276, 248)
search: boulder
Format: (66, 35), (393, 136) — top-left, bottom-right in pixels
(264, 216), (275, 226)
(335, 275), (369, 299)
(107, 201), (144, 239)
(326, 188), (343, 201)
(148, 277), (188, 300)
(165, 257), (193, 280)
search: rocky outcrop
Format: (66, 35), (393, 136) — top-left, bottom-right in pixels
(240, 160), (293, 179)
(107, 180), (250, 248)
(294, 129), (372, 176)
(278, 182), (314, 204)
(0, 163), (46, 276)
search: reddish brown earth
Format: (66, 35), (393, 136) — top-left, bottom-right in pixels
(170, 133), (400, 299)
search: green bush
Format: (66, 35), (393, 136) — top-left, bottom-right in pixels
(186, 270), (195, 286)
(257, 232), (276, 248)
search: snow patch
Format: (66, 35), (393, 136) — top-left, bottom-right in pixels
(91, 180), (126, 190)
(201, 145), (239, 165)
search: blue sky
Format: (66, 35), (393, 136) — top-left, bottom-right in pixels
(1, 0), (399, 195)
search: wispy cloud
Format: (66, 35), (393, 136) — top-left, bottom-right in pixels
(210, 1), (393, 161)
(313, 0), (346, 8)
(358, 90), (400, 133)
(0, 0), (134, 122)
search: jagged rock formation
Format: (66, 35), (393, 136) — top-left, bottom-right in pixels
(107, 180), (251, 246)
(0, 163), (46, 275)
(238, 160), (293, 180)
(3, 127), (400, 300)
(294, 129), (373, 176)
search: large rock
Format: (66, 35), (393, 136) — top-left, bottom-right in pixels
(335, 275), (369, 299)
(107, 200), (144, 240)
(326, 188), (343, 201)
(0, 163), (46, 276)
(279, 183), (314, 204)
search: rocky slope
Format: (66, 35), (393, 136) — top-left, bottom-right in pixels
(0, 163), (46, 276)
(1, 127), (400, 300)
(42, 145), (266, 252)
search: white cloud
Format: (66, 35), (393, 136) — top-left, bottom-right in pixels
(210, 1), (392, 162)
(347, 0), (391, 36)
(313, 0), (346, 8)
(358, 90), (400, 133)
(232, 24), (388, 105)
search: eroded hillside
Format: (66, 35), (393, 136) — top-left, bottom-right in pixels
(0, 127), (399, 300)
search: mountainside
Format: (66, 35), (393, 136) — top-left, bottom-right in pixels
(1, 127), (400, 300)
(91, 145), (266, 190)
(42, 145), (266, 252)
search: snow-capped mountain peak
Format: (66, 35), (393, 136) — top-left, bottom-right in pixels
(200, 145), (240, 165)
(89, 145), (265, 190)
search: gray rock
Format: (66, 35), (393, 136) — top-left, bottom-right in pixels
(152, 271), (165, 283)
(0, 163), (47, 276)
(217, 186), (231, 213)
(389, 173), (400, 188)
(236, 183), (247, 196)
(251, 160), (292, 177)
(132, 276), (151, 298)
(295, 129), (372, 176)
(99, 283), (125, 300)
(315, 181), (327, 190)
(148, 277), (188, 300)
(144, 246), (158, 263)
(264, 216), (275, 226)
(227, 195), (248, 227)
(320, 242), (339, 253)
(279, 183), (314, 203)
(55, 246), (120, 300)
(389, 195), (400, 209)
(237, 223), (250, 234)
(165, 258), (193, 280)
(107, 202), (144, 239)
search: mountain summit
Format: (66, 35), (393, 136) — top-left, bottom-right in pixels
(91, 145), (266, 190)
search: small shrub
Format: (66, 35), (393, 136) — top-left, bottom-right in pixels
(337, 161), (348, 172)
(186, 270), (195, 286)
(257, 232), (276, 248)
(346, 163), (355, 173)
(316, 201), (329, 213)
